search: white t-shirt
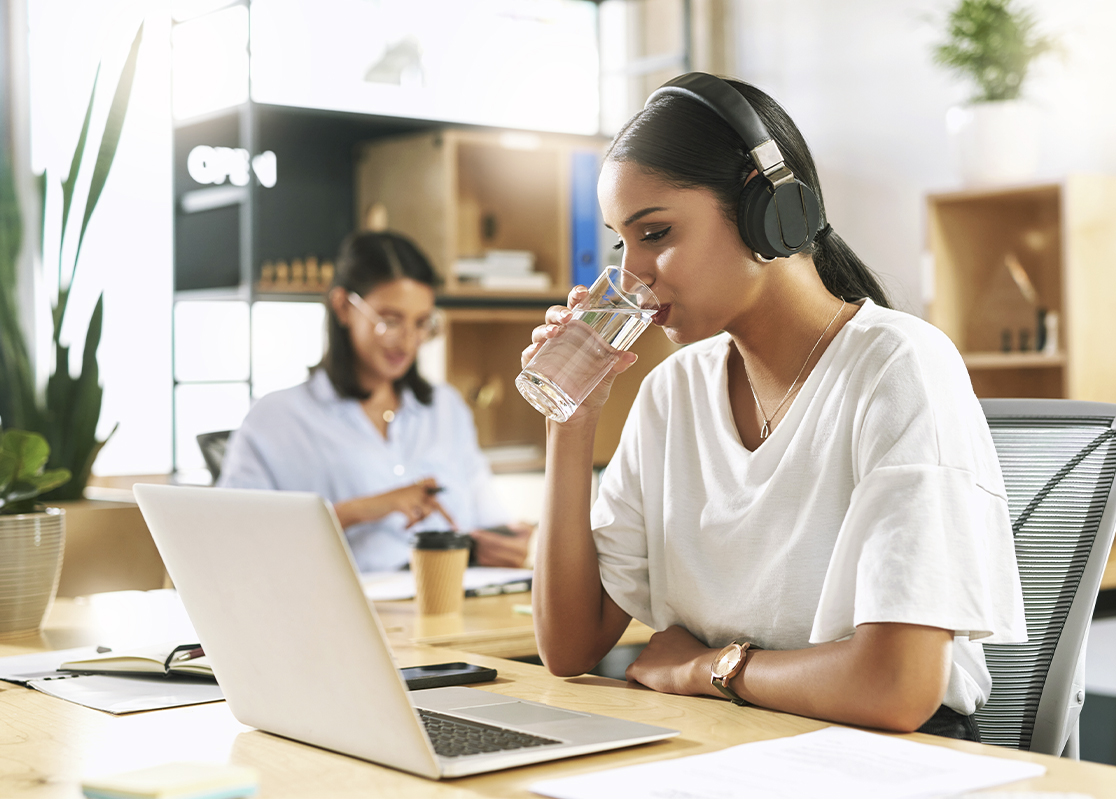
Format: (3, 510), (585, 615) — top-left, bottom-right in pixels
(591, 299), (1027, 715)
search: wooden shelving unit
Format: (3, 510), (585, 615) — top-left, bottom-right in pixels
(927, 176), (1116, 401)
(357, 129), (678, 467)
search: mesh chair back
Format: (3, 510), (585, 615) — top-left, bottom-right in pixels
(976, 399), (1116, 755)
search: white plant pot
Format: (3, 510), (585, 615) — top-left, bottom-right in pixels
(0, 507), (65, 638)
(947, 101), (1042, 187)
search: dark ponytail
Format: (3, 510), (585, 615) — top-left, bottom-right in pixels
(319, 230), (437, 404)
(606, 76), (891, 309)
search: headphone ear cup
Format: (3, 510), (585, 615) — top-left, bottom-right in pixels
(737, 177), (822, 260)
(735, 174), (767, 254)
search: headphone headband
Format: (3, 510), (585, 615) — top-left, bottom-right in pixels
(643, 72), (821, 260)
(647, 73), (772, 155)
(647, 73), (790, 178)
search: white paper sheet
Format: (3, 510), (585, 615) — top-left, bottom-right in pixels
(531, 727), (1046, 799)
(360, 567), (533, 601)
(26, 673), (225, 714)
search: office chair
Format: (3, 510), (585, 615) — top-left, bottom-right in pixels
(976, 399), (1116, 757)
(196, 430), (233, 484)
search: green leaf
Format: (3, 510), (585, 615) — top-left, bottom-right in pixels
(71, 23), (143, 276)
(68, 296), (105, 480)
(59, 64), (101, 289)
(0, 294), (37, 431)
(3, 479), (44, 507)
(0, 450), (15, 490)
(0, 151), (22, 290)
(35, 468), (72, 495)
(3, 429), (50, 478)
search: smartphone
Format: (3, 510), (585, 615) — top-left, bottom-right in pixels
(400, 662), (497, 690)
(481, 525), (518, 537)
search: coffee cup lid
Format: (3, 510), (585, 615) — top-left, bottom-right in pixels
(411, 530), (472, 550)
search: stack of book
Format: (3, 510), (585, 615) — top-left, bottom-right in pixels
(453, 250), (550, 291)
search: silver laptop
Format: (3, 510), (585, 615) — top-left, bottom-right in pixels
(132, 484), (677, 779)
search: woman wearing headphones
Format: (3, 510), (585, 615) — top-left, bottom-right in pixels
(524, 74), (1025, 740)
(220, 230), (531, 572)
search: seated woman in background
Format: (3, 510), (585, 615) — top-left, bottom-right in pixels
(219, 230), (532, 572)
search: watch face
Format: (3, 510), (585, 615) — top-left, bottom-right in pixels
(712, 643), (743, 677)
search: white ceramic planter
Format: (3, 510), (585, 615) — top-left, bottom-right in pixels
(0, 507), (65, 637)
(947, 100), (1042, 186)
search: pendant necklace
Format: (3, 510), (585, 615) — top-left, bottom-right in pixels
(745, 299), (846, 440)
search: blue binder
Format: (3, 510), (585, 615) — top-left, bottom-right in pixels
(570, 150), (601, 288)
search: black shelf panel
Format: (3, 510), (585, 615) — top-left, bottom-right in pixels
(175, 203), (241, 292)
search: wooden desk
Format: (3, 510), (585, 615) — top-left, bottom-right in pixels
(3, 593), (1116, 798)
(375, 592), (654, 660)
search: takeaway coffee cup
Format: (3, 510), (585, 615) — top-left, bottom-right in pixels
(411, 530), (472, 615)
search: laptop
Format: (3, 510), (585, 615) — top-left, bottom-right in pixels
(132, 484), (677, 779)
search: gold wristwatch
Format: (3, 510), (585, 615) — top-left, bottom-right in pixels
(710, 638), (757, 706)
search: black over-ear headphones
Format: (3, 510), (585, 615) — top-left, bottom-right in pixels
(645, 73), (822, 261)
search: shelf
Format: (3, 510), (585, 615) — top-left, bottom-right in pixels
(174, 286), (251, 303)
(963, 352), (1066, 370)
(436, 292), (567, 309)
(927, 182), (1061, 205)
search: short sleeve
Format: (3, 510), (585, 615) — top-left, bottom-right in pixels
(810, 334), (1027, 645)
(811, 463), (1026, 644)
(592, 390), (653, 625)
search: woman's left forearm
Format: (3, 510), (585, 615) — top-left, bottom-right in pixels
(727, 623), (953, 732)
(629, 622), (953, 733)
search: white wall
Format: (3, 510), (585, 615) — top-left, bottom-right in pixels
(733, 0), (1116, 316)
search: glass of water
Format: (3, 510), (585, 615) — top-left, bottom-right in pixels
(516, 266), (659, 422)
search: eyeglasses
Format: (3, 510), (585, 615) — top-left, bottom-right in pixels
(347, 292), (444, 343)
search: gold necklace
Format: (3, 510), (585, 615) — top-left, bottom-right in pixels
(365, 393), (397, 424)
(744, 299), (846, 440)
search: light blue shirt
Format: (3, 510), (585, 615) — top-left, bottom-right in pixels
(218, 369), (507, 572)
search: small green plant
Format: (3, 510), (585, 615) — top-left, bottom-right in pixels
(0, 430), (71, 515)
(934, 0), (1058, 102)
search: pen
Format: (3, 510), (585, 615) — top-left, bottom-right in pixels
(425, 485), (445, 495)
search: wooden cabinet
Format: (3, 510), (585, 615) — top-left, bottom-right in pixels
(926, 176), (1116, 401)
(357, 128), (677, 468)
(355, 128), (596, 296)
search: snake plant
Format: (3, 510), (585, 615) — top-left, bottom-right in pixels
(0, 23), (143, 501)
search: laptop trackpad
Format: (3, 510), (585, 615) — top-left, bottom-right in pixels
(460, 701), (588, 725)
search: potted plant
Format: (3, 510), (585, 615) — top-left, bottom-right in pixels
(933, 0), (1059, 185)
(0, 23), (142, 501)
(0, 430), (71, 637)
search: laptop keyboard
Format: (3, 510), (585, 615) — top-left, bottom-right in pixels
(418, 708), (561, 758)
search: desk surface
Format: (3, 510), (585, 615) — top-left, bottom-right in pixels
(3, 592), (1116, 798)
(375, 592), (654, 659)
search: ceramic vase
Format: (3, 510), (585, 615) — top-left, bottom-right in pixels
(947, 100), (1042, 187)
(0, 507), (65, 637)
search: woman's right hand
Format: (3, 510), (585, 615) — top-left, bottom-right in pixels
(520, 285), (639, 422)
(334, 477), (457, 530)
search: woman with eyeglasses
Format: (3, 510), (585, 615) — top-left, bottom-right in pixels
(219, 230), (532, 572)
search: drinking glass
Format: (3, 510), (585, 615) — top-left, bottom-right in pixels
(516, 266), (659, 422)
